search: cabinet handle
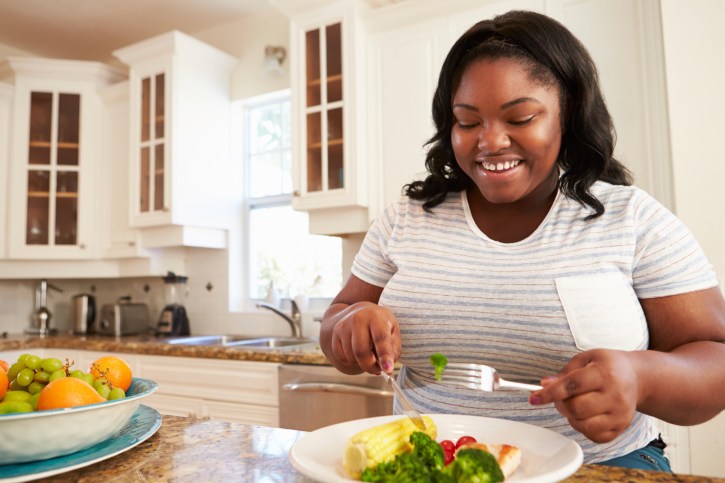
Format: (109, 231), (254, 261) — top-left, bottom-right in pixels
(128, 241), (136, 247)
(282, 382), (392, 398)
(79, 244), (86, 249)
(293, 190), (300, 197)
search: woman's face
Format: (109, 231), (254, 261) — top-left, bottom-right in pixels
(451, 57), (562, 206)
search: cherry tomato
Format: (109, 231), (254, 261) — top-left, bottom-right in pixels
(455, 435), (477, 449)
(439, 440), (456, 465)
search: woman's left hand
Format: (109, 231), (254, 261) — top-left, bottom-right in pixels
(530, 349), (640, 443)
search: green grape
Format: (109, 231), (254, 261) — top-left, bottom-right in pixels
(16, 368), (35, 387)
(70, 369), (86, 379)
(83, 373), (95, 385)
(92, 378), (109, 391)
(34, 370), (51, 383)
(17, 354), (31, 364)
(0, 401), (33, 414)
(7, 361), (26, 381)
(96, 384), (111, 399)
(27, 381), (46, 395)
(108, 388), (125, 400)
(3, 390), (32, 402)
(24, 355), (42, 370)
(9, 380), (24, 391)
(27, 393), (41, 410)
(49, 369), (67, 382)
(41, 357), (63, 373)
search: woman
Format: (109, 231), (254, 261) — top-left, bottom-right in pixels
(319, 10), (725, 469)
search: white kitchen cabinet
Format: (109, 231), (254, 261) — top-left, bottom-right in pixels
(274, 0), (371, 234)
(113, 31), (239, 248)
(0, 81), (13, 259)
(0, 58), (124, 260)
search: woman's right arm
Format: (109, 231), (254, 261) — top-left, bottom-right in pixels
(320, 274), (401, 376)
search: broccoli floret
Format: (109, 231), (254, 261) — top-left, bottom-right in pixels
(361, 432), (451, 482)
(442, 448), (504, 483)
(430, 353), (448, 381)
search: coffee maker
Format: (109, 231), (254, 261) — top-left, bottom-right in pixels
(156, 272), (190, 336)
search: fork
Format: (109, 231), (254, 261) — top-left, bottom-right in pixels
(379, 371), (428, 431)
(438, 363), (543, 392)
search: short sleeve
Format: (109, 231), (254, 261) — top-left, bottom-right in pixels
(351, 199), (401, 288)
(631, 191), (718, 298)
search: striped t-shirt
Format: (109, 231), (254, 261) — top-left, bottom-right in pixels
(351, 181), (717, 463)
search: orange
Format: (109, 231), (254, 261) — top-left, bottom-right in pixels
(90, 356), (133, 392)
(36, 377), (105, 410)
(0, 359), (8, 373)
(0, 370), (8, 400)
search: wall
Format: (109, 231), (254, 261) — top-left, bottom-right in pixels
(660, 0), (725, 477)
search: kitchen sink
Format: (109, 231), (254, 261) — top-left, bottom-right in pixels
(164, 335), (318, 350)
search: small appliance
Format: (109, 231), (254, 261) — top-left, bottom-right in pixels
(97, 296), (149, 336)
(72, 293), (96, 335)
(156, 272), (190, 336)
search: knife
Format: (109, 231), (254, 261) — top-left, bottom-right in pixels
(379, 370), (427, 431)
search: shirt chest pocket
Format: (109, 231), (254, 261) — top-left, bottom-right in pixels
(555, 273), (648, 351)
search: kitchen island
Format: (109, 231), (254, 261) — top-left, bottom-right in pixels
(29, 415), (722, 482)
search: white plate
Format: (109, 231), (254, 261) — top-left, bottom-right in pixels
(0, 405), (162, 482)
(289, 414), (583, 483)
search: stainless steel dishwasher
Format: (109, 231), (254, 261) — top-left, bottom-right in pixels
(278, 364), (394, 431)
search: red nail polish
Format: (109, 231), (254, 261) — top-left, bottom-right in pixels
(530, 395), (542, 405)
(382, 360), (392, 372)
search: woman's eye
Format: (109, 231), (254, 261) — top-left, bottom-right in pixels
(455, 121), (477, 129)
(509, 116), (535, 126)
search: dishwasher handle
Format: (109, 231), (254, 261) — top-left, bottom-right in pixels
(282, 382), (393, 398)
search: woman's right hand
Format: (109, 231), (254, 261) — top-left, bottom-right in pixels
(323, 301), (401, 376)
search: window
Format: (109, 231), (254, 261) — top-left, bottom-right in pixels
(243, 91), (342, 301)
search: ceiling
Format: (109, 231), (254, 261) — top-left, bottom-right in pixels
(0, 0), (271, 63)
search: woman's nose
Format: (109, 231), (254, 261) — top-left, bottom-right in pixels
(477, 124), (511, 152)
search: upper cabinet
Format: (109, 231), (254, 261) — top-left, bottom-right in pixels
(0, 82), (13, 259)
(113, 32), (237, 248)
(0, 58), (124, 260)
(274, 0), (370, 233)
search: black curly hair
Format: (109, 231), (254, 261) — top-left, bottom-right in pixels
(404, 10), (632, 218)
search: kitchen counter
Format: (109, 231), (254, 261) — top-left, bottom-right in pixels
(33, 415), (723, 482)
(0, 333), (329, 365)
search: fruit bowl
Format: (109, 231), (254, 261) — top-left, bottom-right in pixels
(0, 377), (158, 465)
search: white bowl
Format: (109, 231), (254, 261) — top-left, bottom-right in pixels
(0, 377), (158, 465)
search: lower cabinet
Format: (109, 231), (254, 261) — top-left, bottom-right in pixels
(1, 348), (280, 427)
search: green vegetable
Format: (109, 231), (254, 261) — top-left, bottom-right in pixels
(361, 432), (503, 483)
(442, 448), (504, 483)
(430, 353), (448, 381)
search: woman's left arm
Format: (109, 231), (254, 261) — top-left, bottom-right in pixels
(533, 286), (725, 443)
(635, 286), (725, 424)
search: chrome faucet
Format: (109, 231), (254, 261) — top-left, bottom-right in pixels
(256, 300), (302, 338)
(27, 279), (66, 336)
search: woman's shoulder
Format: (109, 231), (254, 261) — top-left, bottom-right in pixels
(588, 181), (665, 211)
(390, 192), (464, 215)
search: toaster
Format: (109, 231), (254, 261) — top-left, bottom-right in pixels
(97, 300), (150, 336)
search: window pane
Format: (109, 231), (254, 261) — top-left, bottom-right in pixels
(249, 205), (342, 299)
(249, 152), (285, 198)
(250, 103), (283, 154)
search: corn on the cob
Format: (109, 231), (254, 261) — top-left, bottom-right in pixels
(342, 416), (437, 478)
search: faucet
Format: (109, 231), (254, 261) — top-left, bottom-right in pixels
(256, 300), (302, 338)
(28, 279), (66, 336)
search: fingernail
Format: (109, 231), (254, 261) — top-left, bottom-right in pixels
(382, 360), (393, 372)
(543, 376), (558, 382)
(529, 395), (542, 406)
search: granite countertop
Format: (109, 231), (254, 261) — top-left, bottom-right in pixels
(0, 333), (330, 365)
(33, 415), (723, 482)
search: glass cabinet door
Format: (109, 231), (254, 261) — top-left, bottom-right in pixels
(139, 73), (165, 214)
(304, 22), (343, 194)
(26, 91), (80, 246)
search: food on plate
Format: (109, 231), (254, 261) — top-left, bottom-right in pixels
(457, 442), (522, 479)
(342, 415), (437, 478)
(0, 353), (132, 414)
(342, 416), (517, 482)
(430, 353), (448, 381)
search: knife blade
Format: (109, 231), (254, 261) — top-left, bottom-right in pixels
(379, 371), (427, 431)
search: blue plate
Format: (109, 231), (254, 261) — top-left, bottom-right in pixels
(0, 405), (162, 482)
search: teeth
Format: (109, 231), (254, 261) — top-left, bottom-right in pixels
(482, 160), (520, 171)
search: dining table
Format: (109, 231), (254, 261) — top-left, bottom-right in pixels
(21, 414), (723, 482)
